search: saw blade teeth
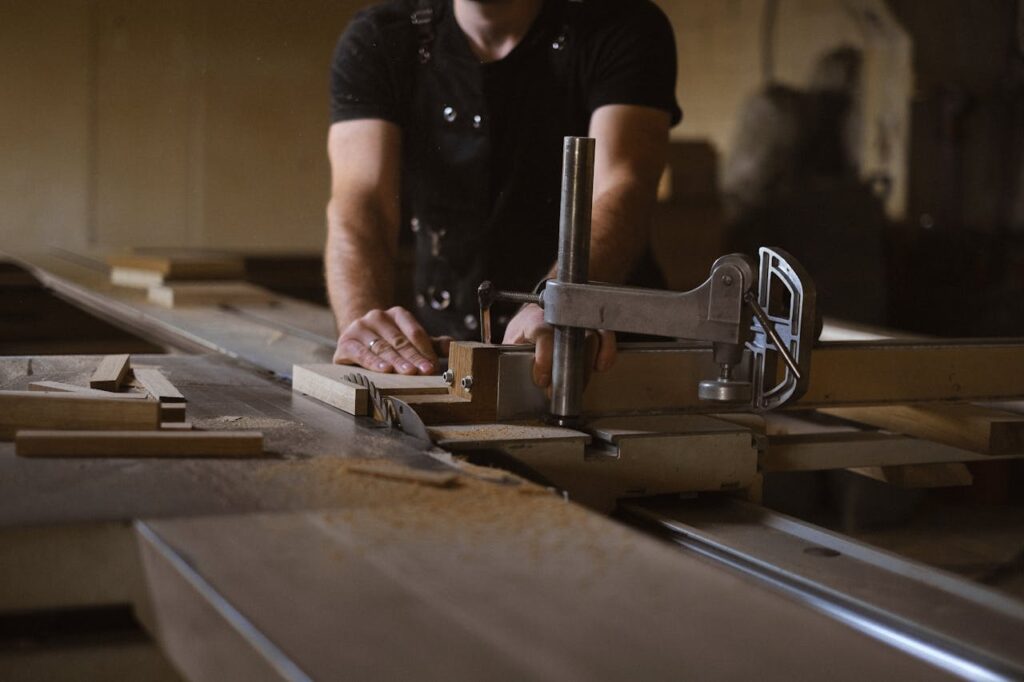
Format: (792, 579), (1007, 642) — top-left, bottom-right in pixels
(342, 372), (395, 424)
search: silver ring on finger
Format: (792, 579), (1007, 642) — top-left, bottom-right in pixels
(368, 338), (383, 352)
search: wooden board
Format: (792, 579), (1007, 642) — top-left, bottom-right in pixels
(106, 252), (244, 279)
(292, 364), (448, 417)
(848, 462), (974, 489)
(29, 381), (149, 399)
(494, 341), (1024, 418)
(133, 368), (186, 403)
(0, 391), (160, 438)
(15, 430), (263, 459)
(147, 282), (277, 309)
(160, 403), (187, 424)
(90, 354), (131, 391)
(820, 403), (1024, 455)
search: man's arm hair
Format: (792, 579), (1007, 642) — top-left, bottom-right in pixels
(579, 103), (671, 283)
(325, 119), (403, 333)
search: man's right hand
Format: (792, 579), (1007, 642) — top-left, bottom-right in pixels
(333, 306), (448, 375)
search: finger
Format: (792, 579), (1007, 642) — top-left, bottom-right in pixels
(362, 312), (419, 374)
(532, 328), (553, 388)
(337, 338), (392, 372)
(595, 330), (617, 372)
(389, 307), (438, 373)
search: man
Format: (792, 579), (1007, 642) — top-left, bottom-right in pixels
(326, 0), (681, 389)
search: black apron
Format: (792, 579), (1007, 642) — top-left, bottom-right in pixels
(403, 0), (581, 340)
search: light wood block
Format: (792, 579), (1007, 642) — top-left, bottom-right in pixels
(90, 354), (131, 391)
(0, 391), (160, 438)
(134, 368), (186, 403)
(29, 381), (149, 399)
(820, 403), (1024, 455)
(291, 364), (447, 417)
(15, 430), (263, 458)
(107, 252), (244, 279)
(148, 282), (276, 309)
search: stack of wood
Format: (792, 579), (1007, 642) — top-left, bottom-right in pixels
(107, 251), (277, 309)
(1, 354), (263, 458)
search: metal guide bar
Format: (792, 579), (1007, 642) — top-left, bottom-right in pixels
(624, 498), (1024, 682)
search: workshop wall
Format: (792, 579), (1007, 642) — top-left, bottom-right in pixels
(0, 0), (909, 252)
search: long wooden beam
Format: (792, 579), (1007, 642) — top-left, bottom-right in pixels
(0, 391), (160, 438)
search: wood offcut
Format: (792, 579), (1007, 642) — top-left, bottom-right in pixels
(15, 430), (264, 458)
(0, 391), (160, 438)
(89, 354), (131, 391)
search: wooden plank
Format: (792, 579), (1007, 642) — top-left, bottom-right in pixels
(848, 463), (973, 489)
(820, 403), (1024, 455)
(761, 432), (1022, 472)
(0, 391), (160, 438)
(134, 368), (186, 403)
(29, 381), (149, 399)
(147, 282), (276, 309)
(494, 341), (1024, 418)
(291, 364), (447, 417)
(160, 403), (187, 424)
(106, 252), (244, 279)
(15, 430), (263, 458)
(90, 354), (131, 391)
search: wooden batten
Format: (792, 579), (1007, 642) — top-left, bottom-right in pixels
(0, 391), (160, 438)
(29, 381), (149, 399)
(147, 282), (276, 309)
(134, 368), (186, 403)
(820, 403), (1024, 455)
(90, 354), (131, 391)
(15, 430), (263, 458)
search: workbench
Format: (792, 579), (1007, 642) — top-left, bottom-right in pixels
(2, 248), (1022, 681)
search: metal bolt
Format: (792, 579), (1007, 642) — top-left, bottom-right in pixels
(460, 375), (473, 390)
(443, 106), (457, 123)
(442, 369), (455, 386)
(722, 274), (734, 286)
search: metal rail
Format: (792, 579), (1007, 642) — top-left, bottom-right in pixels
(624, 498), (1024, 681)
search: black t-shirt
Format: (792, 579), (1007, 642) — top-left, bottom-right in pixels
(329, 0), (682, 337)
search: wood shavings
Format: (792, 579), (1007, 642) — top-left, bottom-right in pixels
(343, 461), (460, 489)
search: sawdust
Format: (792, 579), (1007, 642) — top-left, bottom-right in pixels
(195, 416), (295, 430)
(343, 460), (460, 488)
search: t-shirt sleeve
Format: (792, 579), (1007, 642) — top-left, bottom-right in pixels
(330, 9), (407, 125)
(585, 2), (683, 126)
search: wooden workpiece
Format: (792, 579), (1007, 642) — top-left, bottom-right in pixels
(29, 380), (149, 399)
(0, 390), (160, 438)
(89, 353), (131, 391)
(15, 430), (264, 459)
(133, 368), (186, 403)
(820, 403), (1024, 455)
(107, 251), (244, 283)
(148, 282), (277, 309)
(292, 363), (448, 416)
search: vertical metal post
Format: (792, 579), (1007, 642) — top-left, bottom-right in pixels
(550, 136), (595, 427)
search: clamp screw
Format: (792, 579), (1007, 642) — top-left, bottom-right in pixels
(722, 275), (734, 286)
(442, 369), (455, 386)
(460, 375), (474, 390)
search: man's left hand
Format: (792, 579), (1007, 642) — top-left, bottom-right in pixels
(502, 304), (617, 389)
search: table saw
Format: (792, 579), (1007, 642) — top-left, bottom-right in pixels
(3, 140), (1024, 681)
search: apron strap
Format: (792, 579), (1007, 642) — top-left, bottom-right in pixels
(411, 0), (435, 64)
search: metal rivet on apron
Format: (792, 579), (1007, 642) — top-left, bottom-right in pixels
(410, 216), (421, 233)
(427, 287), (451, 311)
(443, 106), (457, 123)
(464, 314), (479, 331)
(497, 315), (509, 326)
(429, 228), (446, 258)
(415, 293), (426, 309)
(552, 34), (566, 50)
(472, 114), (482, 129)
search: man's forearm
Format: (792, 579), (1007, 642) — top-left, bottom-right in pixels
(325, 198), (397, 332)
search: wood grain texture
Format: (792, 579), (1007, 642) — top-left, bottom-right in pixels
(0, 391), (160, 438)
(848, 462), (974, 488)
(89, 354), (131, 391)
(29, 381), (149, 399)
(820, 403), (1024, 455)
(147, 282), (276, 308)
(134, 368), (185, 403)
(15, 430), (263, 458)
(291, 364), (447, 417)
